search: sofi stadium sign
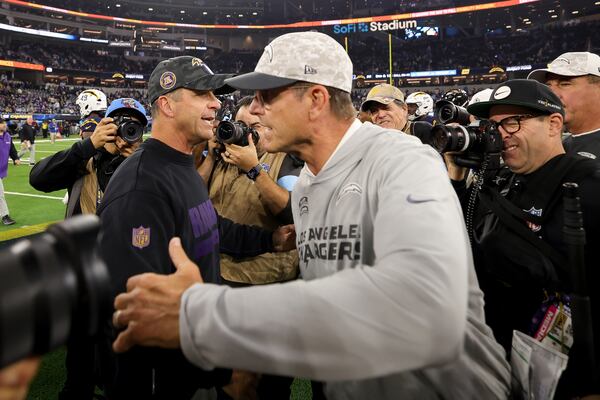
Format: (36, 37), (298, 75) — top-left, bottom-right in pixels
(333, 19), (418, 34)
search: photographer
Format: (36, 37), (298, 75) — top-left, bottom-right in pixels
(200, 95), (301, 286)
(528, 52), (600, 160)
(359, 83), (411, 133)
(30, 97), (146, 217)
(448, 79), (600, 398)
(29, 97), (146, 400)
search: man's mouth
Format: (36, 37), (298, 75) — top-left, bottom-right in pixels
(503, 144), (518, 153)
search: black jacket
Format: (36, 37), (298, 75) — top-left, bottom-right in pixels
(29, 137), (125, 216)
(97, 138), (273, 399)
(20, 124), (35, 143)
(453, 154), (600, 398)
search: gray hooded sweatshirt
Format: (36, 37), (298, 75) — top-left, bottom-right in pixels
(180, 120), (511, 399)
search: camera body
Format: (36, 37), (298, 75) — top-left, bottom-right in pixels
(215, 120), (259, 147)
(0, 215), (110, 368)
(427, 120), (503, 169)
(112, 114), (144, 144)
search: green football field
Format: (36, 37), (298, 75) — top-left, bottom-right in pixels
(0, 138), (72, 242)
(1, 137), (312, 399)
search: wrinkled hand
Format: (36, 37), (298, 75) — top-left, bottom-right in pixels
(0, 357), (40, 400)
(112, 237), (203, 353)
(90, 118), (117, 149)
(273, 224), (296, 252)
(222, 134), (260, 172)
(222, 370), (260, 400)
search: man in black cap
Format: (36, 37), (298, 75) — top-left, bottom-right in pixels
(449, 79), (600, 399)
(97, 56), (291, 399)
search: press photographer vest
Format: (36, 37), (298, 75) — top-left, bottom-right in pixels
(209, 152), (299, 284)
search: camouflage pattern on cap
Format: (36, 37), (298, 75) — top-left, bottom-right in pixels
(528, 52), (600, 82)
(227, 31), (353, 93)
(360, 84), (404, 111)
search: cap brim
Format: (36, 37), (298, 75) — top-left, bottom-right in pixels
(188, 73), (237, 95)
(224, 71), (297, 90)
(528, 67), (588, 82)
(107, 108), (148, 126)
(527, 69), (550, 82)
(467, 99), (556, 119)
(360, 98), (395, 111)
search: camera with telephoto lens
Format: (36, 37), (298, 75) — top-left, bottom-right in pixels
(0, 215), (111, 368)
(112, 114), (144, 144)
(216, 120), (259, 147)
(434, 100), (472, 125)
(427, 120), (503, 169)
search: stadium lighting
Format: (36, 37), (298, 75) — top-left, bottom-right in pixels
(148, 7), (153, 11)
(226, 14), (231, 17)
(571, 10), (579, 14)
(525, 21), (532, 24)
(551, 14), (558, 18)
(116, 4), (121, 7)
(548, 9), (554, 12)
(202, 11), (208, 15)
(238, 14), (243, 17)
(252, 12), (258, 15)
(596, 1), (600, 5)
(506, 25), (511, 28)
(180, 10), (185, 14)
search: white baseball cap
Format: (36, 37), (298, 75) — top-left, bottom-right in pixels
(225, 31), (353, 93)
(528, 52), (600, 82)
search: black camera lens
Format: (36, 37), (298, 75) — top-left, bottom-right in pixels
(0, 215), (110, 368)
(116, 119), (143, 144)
(215, 121), (259, 147)
(215, 121), (240, 144)
(430, 124), (475, 153)
(435, 100), (472, 125)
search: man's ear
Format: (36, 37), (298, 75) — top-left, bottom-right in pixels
(157, 96), (176, 118)
(307, 85), (330, 121)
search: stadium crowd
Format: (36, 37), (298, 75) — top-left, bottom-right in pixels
(1, 20), (597, 79)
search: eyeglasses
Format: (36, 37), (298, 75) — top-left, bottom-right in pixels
(253, 84), (314, 107)
(491, 114), (540, 134)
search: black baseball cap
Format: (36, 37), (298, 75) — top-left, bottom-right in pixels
(148, 56), (236, 104)
(467, 79), (564, 119)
